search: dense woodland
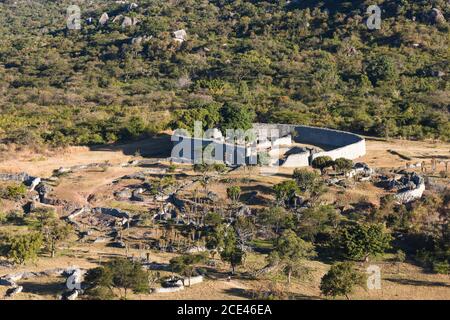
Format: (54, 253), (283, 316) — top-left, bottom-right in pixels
(0, 0), (448, 148)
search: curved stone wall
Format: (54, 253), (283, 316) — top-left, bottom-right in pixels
(253, 123), (366, 167)
(171, 123), (366, 168)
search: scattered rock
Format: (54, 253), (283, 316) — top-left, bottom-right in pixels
(5, 286), (23, 298)
(121, 16), (133, 28)
(173, 29), (187, 44)
(99, 12), (109, 25)
(62, 290), (79, 300)
(429, 8), (446, 25)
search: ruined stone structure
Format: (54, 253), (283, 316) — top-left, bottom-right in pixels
(171, 123), (366, 168)
(253, 123), (366, 167)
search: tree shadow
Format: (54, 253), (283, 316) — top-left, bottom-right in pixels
(222, 287), (253, 299)
(240, 191), (268, 206)
(88, 134), (172, 158)
(385, 278), (450, 288)
(20, 279), (66, 296)
(240, 185), (274, 196)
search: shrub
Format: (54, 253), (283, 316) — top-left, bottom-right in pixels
(1, 183), (27, 200)
(433, 261), (449, 275)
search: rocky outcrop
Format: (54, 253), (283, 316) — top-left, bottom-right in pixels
(0, 172), (29, 182)
(62, 289), (79, 300)
(5, 285), (23, 298)
(394, 173), (426, 204)
(173, 29), (187, 44)
(0, 267), (84, 289)
(99, 12), (109, 25)
(429, 8), (446, 25)
(131, 188), (145, 202)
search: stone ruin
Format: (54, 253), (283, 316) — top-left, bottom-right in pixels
(152, 275), (204, 293)
(0, 266), (84, 299)
(380, 172), (426, 204)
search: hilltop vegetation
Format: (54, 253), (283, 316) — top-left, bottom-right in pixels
(0, 0), (448, 148)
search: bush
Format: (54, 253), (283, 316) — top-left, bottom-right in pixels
(1, 183), (27, 200)
(432, 261), (449, 275)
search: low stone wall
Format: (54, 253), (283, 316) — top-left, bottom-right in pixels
(183, 275), (203, 286)
(171, 134), (248, 165)
(153, 286), (185, 293)
(395, 182), (426, 204)
(311, 138), (366, 161)
(282, 152), (310, 168)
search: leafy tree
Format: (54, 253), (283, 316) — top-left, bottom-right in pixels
(298, 205), (342, 241)
(339, 223), (393, 262)
(84, 258), (149, 299)
(365, 55), (398, 86)
(293, 168), (320, 192)
(226, 186), (241, 205)
(38, 216), (73, 258)
(3, 233), (43, 265)
(220, 102), (255, 132)
(320, 262), (364, 300)
(395, 249), (406, 273)
(170, 254), (206, 286)
(217, 226), (245, 274)
(333, 158), (353, 175)
(312, 156), (334, 174)
(273, 180), (300, 207)
(269, 229), (316, 284)
(171, 103), (222, 133)
(204, 212), (222, 227)
(258, 206), (294, 235)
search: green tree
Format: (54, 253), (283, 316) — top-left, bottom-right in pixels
(219, 227), (245, 274)
(333, 158), (353, 175)
(339, 223), (393, 262)
(204, 212), (222, 227)
(171, 103), (222, 133)
(269, 229), (316, 284)
(3, 233), (43, 265)
(258, 206), (294, 235)
(320, 262), (364, 300)
(273, 180), (300, 207)
(293, 168), (320, 192)
(365, 55), (398, 86)
(38, 217), (73, 258)
(170, 254), (206, 286)
(312, 156), (334, 174)
(226, 186), (241, 205)
(220, 102), (255, 132)
(395, 249), (406, 273)
(84, 258), (149, 299)
(298, 205), (341, 241)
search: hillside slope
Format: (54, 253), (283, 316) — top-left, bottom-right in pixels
(0, 0), (448, 147)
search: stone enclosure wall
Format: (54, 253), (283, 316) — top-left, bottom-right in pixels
(171, 123), (366, 168)
(253, 123), (366, 167)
